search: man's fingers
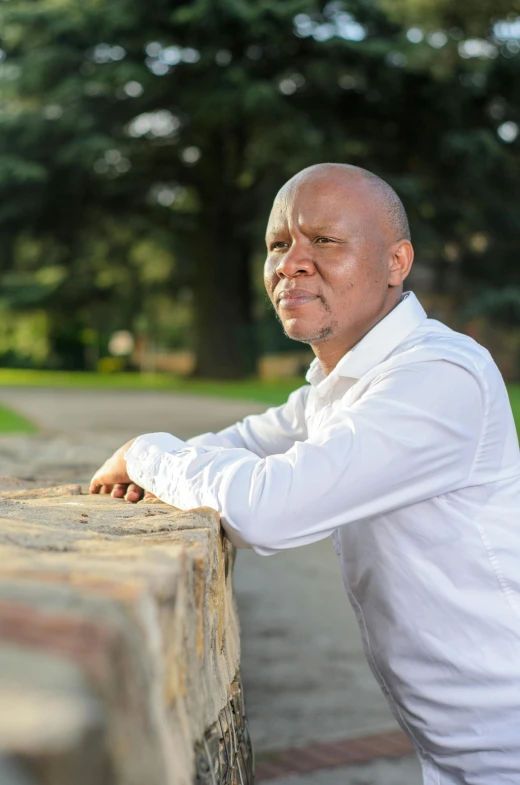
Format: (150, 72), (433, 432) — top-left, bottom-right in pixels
(125, 483), (144, 503)
(89, 442), (136, 497)
(91, 482), (143, 503)
(89, 446), (132, 496)
(111, 483), (127, 498)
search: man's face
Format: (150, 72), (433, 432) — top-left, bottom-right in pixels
(264, 173), (401, 349)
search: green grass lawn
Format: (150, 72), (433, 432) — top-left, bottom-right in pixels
(508, 384), (520, 436)
(0, 368), (303, 405)
(0, 404), (36, 433)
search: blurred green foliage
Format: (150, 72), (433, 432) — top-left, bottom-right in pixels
(1, 0), (520, 377)
(0, 307), (49, 366)
(462, 286), (520, 325)
(378, 0), (520, 36)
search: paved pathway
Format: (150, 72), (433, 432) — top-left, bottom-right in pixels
(0, 387), (267, 479)
(0, 386), (268, 443)
(258, 756), (421, 785)
(0, 387), (421, 784)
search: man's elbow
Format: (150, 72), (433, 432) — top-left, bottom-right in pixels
(220, 507), (286, 553)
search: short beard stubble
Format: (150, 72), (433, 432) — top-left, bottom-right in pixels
(272, 296), (337, 345)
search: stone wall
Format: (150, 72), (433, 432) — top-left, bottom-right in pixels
(0, 480), (252, 785)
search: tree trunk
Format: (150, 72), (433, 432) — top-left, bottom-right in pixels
(191, 203), (258, 379)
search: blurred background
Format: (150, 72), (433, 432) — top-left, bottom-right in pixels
(1, 1), (520, 783)
(1, 0), (520, 386)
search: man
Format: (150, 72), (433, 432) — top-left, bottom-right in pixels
(91, 164), (520, 784)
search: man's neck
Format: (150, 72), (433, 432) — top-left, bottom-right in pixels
(310, 293), (402, 377)
(311, 338), (361, 377)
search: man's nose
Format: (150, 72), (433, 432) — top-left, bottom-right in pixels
(275, 242), (314, 278)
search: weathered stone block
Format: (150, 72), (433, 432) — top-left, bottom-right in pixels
(0, 486), (251, 785)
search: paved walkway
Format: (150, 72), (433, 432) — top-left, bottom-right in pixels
(0, 386), (268, 442)
(0, 388), (421, 784)
(258, 756), (421, 785)
(0, 387), (267, 479)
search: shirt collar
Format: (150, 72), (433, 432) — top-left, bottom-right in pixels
(305, 291), (427, 387)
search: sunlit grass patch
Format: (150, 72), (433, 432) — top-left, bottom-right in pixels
(508, 384), (520, 437)
(0, 369), (304, 405)
(0, 404), (36, 433)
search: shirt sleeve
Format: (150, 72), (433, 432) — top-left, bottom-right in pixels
(185, 385), (310, 456)
(126, 361), (483, 555)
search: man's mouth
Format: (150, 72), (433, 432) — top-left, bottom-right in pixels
(276, 289), (319, 309)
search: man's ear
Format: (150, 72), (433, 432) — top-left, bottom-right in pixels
(388, 240), (414, 287)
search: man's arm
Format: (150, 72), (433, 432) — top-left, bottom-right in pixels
(185, 385), (310, 456)
(121, 361), (484, 554)
(95, 385), (311, 501)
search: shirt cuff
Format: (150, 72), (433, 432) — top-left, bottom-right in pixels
(125, 432), (188, 490)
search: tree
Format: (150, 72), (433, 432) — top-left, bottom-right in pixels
(2, 0), (372, 376)
(376, 0), (520, 37)
(1, 0), (520, 375)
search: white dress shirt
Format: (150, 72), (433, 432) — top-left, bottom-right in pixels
(126, 292), (520, 785)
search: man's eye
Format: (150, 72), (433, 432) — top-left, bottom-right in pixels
(316, 236), (333, 244)
(271, 241), (289, 250)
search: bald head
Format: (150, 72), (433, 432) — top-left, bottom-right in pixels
(278, 163), (411, 243)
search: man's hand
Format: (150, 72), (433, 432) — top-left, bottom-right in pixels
(89, 440), (156, 503)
